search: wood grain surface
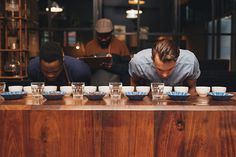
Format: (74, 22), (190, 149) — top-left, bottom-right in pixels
(0, 94), (236, 157)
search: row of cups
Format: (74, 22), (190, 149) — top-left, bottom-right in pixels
(2, 83), (227, 98)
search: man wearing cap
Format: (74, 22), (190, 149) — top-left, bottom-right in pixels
(85, 18), (130, 86)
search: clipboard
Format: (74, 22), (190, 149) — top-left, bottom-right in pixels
(79, 56), (112, 69)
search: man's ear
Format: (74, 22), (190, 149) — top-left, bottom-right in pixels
(61, 50), (65, 62)
(61, 50), (65, 57)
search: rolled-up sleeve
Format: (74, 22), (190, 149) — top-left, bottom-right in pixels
(189, 55), (201, 80)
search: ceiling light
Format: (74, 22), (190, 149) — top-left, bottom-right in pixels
(46, 1), (63, 13)
(126, 9), (143, 19)
(75, 45), (80, 50)
(128, 0), (145, 5)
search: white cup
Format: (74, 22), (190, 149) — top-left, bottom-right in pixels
(98, 86), (110, 94)
(44, 86), (57, 92)
(211, 86), (226, 93)
(8, 86), (23, 92)
(196, 86), (210, 97)
(60, 86), (73, 96)
(174, 86), (189, 93)
(23, 86), (32, 94)
(109, 82), (122, 99)
(71, 82), (85, 99)
(84, 86), (97, 93)
(31, 82), (45, 99)
(122, 86), (134, 93)
(163, 86), (172, 94)
(136, 86), (150, 95)
(151, 82), (165, 99)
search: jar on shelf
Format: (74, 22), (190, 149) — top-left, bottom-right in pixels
(4, 42), (20, 76)
(5, 0), (19, 17)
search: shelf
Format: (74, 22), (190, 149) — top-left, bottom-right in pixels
(0, 49), (29, 52)
(0, 75), (27, 80)
(0, 0), (28, 80)
(0, 16), (27, 21)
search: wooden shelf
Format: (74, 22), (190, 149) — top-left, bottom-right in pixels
(0, 16), (27, 21)
(0, 0), (28, 80)
(0, 75), (27, 79)
(0, 49), (29, 52)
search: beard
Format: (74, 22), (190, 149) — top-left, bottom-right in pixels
(98, 39), (111, 49)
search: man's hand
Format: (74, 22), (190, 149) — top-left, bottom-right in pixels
(186, 79), (197, 95)
(100, 62), (112, 69)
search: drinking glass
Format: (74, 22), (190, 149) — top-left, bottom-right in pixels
(31, 82), (45, 99)
(0, 82), (6, 93)
(71, 82), (85, 99)
(151, 82), (164, 100)
(0, 82), (6, 102)
(109, 82), (122, 99)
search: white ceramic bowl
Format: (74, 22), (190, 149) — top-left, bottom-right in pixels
(8, 86), (23, 92)
(196, 86), (210, 97)
(122, 86), (134, 93)
(136, 86), (150, 95)
(23, 86), (32, 94)
(44, 86), (57, 92)
(98, 86), (110, 94)
(163, 86), (173, 94)
(60, 86), (73, 96)
(211, 86), (227, 93)
(84, 86), (97, 93)
(174, 86), (189, 93)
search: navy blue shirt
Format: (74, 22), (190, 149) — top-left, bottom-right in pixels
(28, 56), (91, 86)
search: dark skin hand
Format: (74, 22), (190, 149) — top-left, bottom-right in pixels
(100, 62), (112, 69)
(100, 54), (112, 69)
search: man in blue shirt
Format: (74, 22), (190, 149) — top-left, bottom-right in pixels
(28, 41), (91, 86)
(129, 39), (201, 94)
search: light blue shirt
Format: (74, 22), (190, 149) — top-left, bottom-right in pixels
(129, 48), (201, 86)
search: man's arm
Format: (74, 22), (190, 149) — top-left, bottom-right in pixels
(130, 77), (138, 86)
(186, 79), (197, 95)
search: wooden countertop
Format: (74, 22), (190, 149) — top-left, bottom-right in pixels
(0, 92), (236, 111)
(1, 93), (236, 157)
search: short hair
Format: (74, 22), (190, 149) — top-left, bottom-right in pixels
(152, 39), (180, 62)
(39, 41), (63, 63)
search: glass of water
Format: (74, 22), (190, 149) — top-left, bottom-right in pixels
(151, 82), (164, 100)
(0, 82), (6, 93)
(71, 82), (85, 99)
(109, 82), (122, 99)
(31, 82), (45, 99)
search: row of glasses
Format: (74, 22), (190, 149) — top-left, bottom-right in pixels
(30, 82), (86, 99)
(71, 82), (123, 99)
(1, 81), (164, 101)
(30, 81), (164, 100)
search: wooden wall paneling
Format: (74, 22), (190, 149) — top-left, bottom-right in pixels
(100, 111), (154, 157)
(0, 110), (29, 157)
(28, 111), (96, 157)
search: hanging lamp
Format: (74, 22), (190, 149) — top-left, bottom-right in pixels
(128, 0), (145, 5)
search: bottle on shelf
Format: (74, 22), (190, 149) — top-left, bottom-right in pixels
(5, 0), (19, 17)
(4, 42), (20, 76)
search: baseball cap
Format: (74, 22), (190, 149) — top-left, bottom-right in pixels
(95, 18), (113, 33)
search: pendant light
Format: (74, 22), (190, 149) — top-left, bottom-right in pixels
(128, 0), (145, 5)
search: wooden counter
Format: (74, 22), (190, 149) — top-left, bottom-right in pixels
(0, 93), (236, 157)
